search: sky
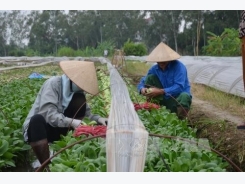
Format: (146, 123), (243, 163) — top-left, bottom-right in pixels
(1, 0), (244, 10)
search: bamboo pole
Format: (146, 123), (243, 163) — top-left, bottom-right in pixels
(242, 37), (245, 91)
(239, 10), (245, 90)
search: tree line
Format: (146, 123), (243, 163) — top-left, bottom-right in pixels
(0, 10), (242, 57)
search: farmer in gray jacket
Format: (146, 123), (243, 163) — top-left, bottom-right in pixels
(22, 60), (108, 171)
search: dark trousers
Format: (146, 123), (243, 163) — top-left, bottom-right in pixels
(144, 74), (192, 113)
(27, 93), (86, 143)
(27, 114), (73, 143)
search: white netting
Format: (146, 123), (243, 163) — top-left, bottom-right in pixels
(100, 57), (149, 172)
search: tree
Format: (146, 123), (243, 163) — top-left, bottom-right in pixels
(28, 10), (67, 55)
(181, 10), (205, 56)
(202, 28), (241, 56)
(144, 10), (182, 52)
(0, 11), (8, 56)
(8, 11), (30, 48)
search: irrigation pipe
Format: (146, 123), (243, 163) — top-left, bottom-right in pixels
(0, 61), (56, 72)
(149, 133), (243, 172)
(36, 134), (103, 172)
(36, 133), (243, 172)
(152, 137), (170, 172)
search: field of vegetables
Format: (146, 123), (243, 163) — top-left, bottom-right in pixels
(0, 61), (234, 172)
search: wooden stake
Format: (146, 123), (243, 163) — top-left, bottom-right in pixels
(242, 37), (245, 91)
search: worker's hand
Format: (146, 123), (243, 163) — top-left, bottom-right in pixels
(97, 117), (108, 126)
(140, 88), (148, 95)
(145, 87), (164, 98)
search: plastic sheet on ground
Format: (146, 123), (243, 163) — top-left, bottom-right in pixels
(28, 72), (44, 79)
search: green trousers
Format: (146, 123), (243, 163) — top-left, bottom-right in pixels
(145, 74), (192, 113)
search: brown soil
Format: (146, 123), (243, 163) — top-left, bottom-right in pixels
(188, 95), (245, 172)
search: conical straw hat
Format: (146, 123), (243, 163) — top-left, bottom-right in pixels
(146, 42), (181, 62)
(59, 60), (99, 95)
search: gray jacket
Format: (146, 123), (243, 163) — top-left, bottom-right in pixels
(22, 76), (101, 142)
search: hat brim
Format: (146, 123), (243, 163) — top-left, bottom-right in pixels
(146, 42), (181, 62)
(59, 61), (99, 95)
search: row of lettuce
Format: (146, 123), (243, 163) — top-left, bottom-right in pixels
(0, 64), (229, 171)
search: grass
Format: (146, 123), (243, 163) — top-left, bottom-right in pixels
(124, 60), (152, 76)
(192, 83), (245, 119)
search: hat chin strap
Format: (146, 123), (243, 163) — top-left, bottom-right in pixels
(69, 80), (73, 91)
(70, 79), (84, 93)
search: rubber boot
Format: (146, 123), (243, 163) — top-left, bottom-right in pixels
(177, 106), (189, 120)
(30, 138), (50, 172)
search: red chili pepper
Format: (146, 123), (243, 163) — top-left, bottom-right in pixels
(73, 125), (107, 138)
(133, 102), (160, 111)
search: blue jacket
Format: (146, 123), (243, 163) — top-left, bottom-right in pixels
(137, 60), (191, 99)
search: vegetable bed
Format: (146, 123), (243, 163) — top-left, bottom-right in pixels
(0, 63), (229, 172)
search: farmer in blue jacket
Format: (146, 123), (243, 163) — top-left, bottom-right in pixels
(137, 42), (192, 120)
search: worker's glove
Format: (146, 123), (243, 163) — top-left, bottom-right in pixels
(71, 120), (86, 129)
(97, 117), (108, 126)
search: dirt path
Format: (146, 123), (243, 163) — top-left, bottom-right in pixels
(191, 96), (244, 125)
(189, 95), (245, 171)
